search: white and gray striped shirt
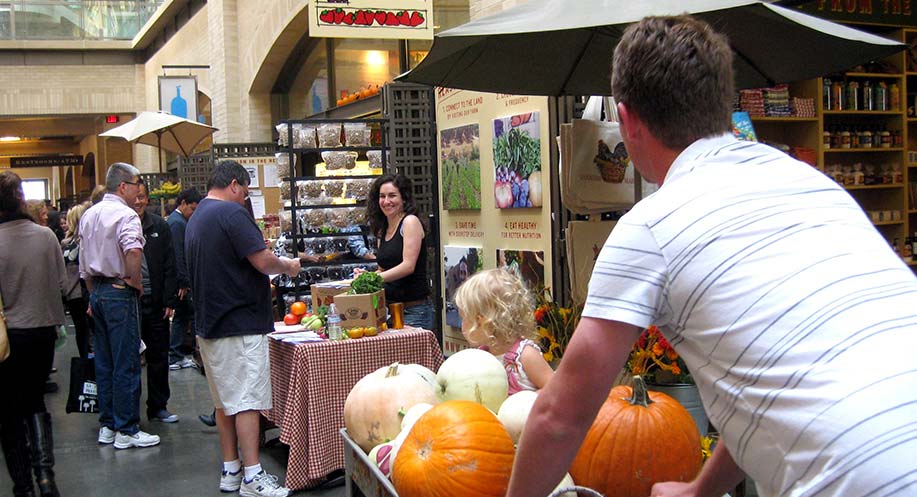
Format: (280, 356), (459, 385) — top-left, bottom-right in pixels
(584, 134), (917, 497)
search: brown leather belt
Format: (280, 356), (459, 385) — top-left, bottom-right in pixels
(399, 298), (430, 309)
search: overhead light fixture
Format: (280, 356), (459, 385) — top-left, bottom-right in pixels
(0, 136), (21, 142)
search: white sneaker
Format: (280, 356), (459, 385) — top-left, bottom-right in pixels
(220, 469), (243, 493)
(98, 426), (115, 444)
(239, 471), (291, 497)
(113, 430), (161, 449)
(169, 357), (197, 370)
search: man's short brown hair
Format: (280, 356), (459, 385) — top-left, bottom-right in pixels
(612, 15), (734, 150)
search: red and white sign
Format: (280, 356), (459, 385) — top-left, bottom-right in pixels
(308, 0), (434, 40)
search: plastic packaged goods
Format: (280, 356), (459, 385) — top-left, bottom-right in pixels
(318, 123), (343, 148)
(367, 150), (389, 169)
(321, 151), (357, 170)
(343, 123), (370, 147)
(276, 123), (290, 146)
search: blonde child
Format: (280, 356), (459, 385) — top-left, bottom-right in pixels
(454, 268), (554, 392)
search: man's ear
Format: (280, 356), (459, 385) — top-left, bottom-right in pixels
(617, 101), (639, 142)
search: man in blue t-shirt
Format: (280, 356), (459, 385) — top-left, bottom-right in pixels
(185, 160), (299, 497)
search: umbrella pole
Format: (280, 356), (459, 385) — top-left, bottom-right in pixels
(158, 132), (163, 173)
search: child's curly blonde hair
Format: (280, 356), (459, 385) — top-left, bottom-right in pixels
(454, 268), (538, 348)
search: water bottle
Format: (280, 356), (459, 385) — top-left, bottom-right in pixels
(327, 303), (343, 340)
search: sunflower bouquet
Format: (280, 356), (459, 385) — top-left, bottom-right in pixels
(534, 289), (582, 362)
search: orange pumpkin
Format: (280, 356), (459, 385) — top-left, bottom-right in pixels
(392, 400), (515, 497)
(569, 376), (702, 497)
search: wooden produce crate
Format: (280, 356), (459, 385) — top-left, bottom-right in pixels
(341, 428), (398, 497)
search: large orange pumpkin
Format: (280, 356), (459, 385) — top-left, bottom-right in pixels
(392, 400), (515, 497)
(570, 376), (702, 497)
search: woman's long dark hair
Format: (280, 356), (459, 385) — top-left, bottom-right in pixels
(367, 174), (424, 240)
(0, 171), (28, 223)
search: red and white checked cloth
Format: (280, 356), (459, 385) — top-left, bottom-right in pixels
(265, 328), (443, 490)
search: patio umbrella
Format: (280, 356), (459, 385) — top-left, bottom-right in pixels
(100, 111), (217, 172)
(397, 0), (905, 95)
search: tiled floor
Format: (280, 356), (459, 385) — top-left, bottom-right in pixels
(0, 319), (346, 497)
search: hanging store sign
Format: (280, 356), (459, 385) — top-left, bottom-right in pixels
(308, 0), (434, 39)
(159, 76), (199, 121)
(795, 0), (916, 27)
(10, 155), (83, 168)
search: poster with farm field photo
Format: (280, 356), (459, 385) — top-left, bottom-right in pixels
(440, 124), (481, 210)
(443, 246), (484, 328)
(493, 111), (542, 209)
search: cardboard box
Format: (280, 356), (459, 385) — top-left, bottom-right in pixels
(310, 280), (352, 309)
(333, 289), (387, 329)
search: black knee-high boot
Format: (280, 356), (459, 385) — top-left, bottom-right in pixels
(26, 413), (59, 497)
(1, 418), (36, 497)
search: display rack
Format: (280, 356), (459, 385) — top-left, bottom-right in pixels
(748, 29), (916, 271)
(274, 117), (389, 313)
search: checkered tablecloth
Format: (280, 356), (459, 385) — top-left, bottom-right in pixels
(265, 328), (443, 490)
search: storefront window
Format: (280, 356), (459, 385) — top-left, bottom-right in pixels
(332, 38), (399, 101)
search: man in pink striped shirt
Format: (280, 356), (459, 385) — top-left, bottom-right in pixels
(79, 162), (160, 450)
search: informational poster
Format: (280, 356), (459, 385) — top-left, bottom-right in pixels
(262, 164), (280, 188)
(443, 246), (483, 329)
(435, 88), (552, 355)
(243, 165), (260, 188)
(158, 76), (198, 120)
(249, 191), (266, 219)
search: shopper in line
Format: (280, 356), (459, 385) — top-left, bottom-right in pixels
(25, 199), (48, 227)
(186, 160), (299, 497)
(133, 183), (180, 424)
(507, 15), (917, 497)
(0, 171), (65, 497)
(79, 162), (160, 450)
(166, 187), (201, 371)
(61, 202), (93, 360)
(363, 174), (433, 331)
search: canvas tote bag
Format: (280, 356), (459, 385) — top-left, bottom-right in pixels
(559, 96), (657, 214)
(565, 219), (618, 304)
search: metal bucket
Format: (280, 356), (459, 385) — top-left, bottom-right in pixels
(647, 383), (709, 436)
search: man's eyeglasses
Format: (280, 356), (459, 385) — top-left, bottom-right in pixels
(122, 180), (143, 187)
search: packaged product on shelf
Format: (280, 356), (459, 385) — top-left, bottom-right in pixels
(366, 150), (389, 169)
(307, 266), (329, 284)
(279, 181), (291, 201)
(892, 163), (903, 184)
(275, 152), (290, 169)
(299, 181), (325, 205)
(308, 238), (328, 256)
(327, 265), (347, 281)
(330, 237), (349, 253)
(343, 123), (370, 147)
(318, 123), (343, 148)
(324, 179), (345, 198)
(321, 151), (357, 170)
(296, 125), (318, 149)
(279, 210), (293, 232)
(852, 163), (865, 186)
(304, 209), (329, 233)
(276, 123), (290, 146)
(349, 207), (367, 225)
(329, 209), (351, 229)
(346, 178), (372, 200)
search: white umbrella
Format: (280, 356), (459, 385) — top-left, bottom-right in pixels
(397, 0), (905, 95)
(100, 111), (217, 172)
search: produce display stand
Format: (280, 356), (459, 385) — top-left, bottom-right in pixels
(341, 428), (398, 497)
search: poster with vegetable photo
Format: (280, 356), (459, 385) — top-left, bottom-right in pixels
(440, 124), (481, 210)
(493, 111), (542, 209)
(443, 246), (483, 328)
(496, 249), (545, 295)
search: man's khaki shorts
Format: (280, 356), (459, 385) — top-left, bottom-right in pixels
(198, 334), (272, 416)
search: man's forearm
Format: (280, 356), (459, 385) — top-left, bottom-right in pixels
(123, 248), (144, 293)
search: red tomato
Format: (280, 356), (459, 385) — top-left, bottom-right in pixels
(283, 313), (299, 326)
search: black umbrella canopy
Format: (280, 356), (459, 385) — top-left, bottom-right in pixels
(399, 0), (905, 95)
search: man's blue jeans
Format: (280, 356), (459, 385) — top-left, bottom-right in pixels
(169, 296), (193, 364)
(90, 283), (141, 435)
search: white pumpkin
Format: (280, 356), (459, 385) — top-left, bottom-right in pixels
(497, 390), (538, 444)
(398, 364), (437, 390)
(400, 402), (434, 432)
(344, 362), (438, 452)
(552, 473), (577, 497)
(435, 348), (509, 413)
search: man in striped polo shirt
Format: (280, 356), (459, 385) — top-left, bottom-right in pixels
(508, 15), (917, 497)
